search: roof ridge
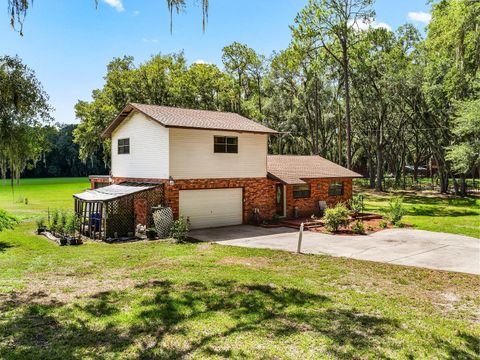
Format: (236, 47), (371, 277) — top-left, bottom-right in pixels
(130, 102), (245, 117)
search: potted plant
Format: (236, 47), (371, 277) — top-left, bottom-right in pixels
(36, 217), (47, 234)
(146, 227), (157, 240)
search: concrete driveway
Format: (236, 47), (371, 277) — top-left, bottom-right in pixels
(189, 225), (480, 275)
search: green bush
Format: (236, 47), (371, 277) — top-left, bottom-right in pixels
(349, 194), (364, 214)
(57, 210), (68, 235)
(379, 220), (388, 229)
(387, 197), (406, 225)
(36, 217), (47, 233)
(0, 209), (18, 232)
(64, 213), (79, 237)
(50, 209), (60, 233)
(169, 216), (190, 242)
(324, 203), (350, 232)
(351, 220), (365, 234)
(271, 213), (280, 224)
(146, 228), (157, 240)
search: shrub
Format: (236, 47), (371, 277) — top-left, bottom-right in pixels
(271, 213), (280, 224)
(379, 220), (388, 229)
(324, 203), (350, 232)
(0, 209), (18, 232)
(146, 228), (157, 240)
(169, 216), (190, 242)
(57, 210), (68, 235)
(351, 220), (365, 234)
(36, 217), (47, 233)
(387, 197), (406, 225)
(64, 213), (79, 237)
(349, 194), (364, 214)
(50, 209), (60, 233)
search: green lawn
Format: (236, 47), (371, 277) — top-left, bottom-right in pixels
(361, 191), (480, 238)
(0, 177), (90, 219)
(0, 178), (479, 359)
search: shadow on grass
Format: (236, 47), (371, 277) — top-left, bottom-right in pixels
(3, 279), (477, 358)
(434, 331), (480, 360)
(0, 279), (406, 359)
(0, 241), (14, 253)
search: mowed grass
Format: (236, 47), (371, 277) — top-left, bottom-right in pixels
(0, 177), (90, 219)
(361, 190), (480, 238)
(0, 178), (479, 359)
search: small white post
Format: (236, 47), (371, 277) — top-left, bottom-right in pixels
(297, 222), (304, 254)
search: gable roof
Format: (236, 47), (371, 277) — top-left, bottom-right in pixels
(101, 103), (277, 138)
(267, 155), (362, 184)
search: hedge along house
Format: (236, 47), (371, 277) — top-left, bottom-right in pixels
(88, 103), (362, 232)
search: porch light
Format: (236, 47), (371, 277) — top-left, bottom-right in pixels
(169, 176), (175, 186)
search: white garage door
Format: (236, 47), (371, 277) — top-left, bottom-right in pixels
(179, 188), (243, 229)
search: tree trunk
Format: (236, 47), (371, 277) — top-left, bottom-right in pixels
(460, 174), (467, 197)
(368, 155), (375, 189)
(375, 146), (383, 192)
(341, 40), (352, 170)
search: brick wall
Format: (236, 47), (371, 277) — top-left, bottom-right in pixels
(286, 178), (353, 218)
(164, 178), (277, 224)
(89, 175), (353, 222)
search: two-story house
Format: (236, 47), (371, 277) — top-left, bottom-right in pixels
(85, 103), (361, 233)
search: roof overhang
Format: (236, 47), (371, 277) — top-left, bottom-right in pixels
(73, 183), (160, 202)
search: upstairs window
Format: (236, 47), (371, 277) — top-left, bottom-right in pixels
(214, 136), (238, 153)
(328, 182), (344, 196)
(118, 138), (130, 154)
(293, 184), (310, 198)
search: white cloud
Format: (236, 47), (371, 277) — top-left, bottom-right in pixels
(133, 10), (140, 16)
(102, 0), (124, 12)
(349, 18), (391, 31)
(194, 59), (208, 65)
(408, 11), (432, 24)
(142, 38), (159, 43)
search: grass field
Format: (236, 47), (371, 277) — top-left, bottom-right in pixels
(0, 178), (479, 359)
(361, 191), (480, 238)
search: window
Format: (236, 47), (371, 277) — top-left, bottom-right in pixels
(328, 182), (344, 196)
(293, 184), (310, 198)
(118, 138), (130, 154)
(214, 136), (238, 153)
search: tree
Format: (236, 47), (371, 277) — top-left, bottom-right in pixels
(422, 0), (480, 193)
(293, 0), (374, 169)
(446, 98), (480, 195)
(0, 55), (52, 185)
(74, 53), (237, 163)
(221, 42), (259, 115)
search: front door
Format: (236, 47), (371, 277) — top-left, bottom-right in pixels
(275, 184), (284, 216)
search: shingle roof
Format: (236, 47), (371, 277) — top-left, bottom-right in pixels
(267, 155), (362, 184)
(102, 103), (277, 138)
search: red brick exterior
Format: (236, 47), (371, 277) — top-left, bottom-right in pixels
(285, 178), (353, 218)
(88, 175), (353, 223)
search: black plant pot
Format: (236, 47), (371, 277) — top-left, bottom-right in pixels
(146, 230), (157, 240)
(37, 227), (47, 235)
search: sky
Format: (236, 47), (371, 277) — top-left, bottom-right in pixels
(1, 0), (432, 124)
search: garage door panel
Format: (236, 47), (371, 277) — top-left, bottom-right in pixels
(179, 188), (243, 229)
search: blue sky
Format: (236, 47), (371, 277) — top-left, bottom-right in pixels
(1, 0), (431, 124)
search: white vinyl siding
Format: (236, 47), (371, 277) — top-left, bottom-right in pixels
(179, 188), (243, 229)
(169, 128), (267, 179)
(111, 111), (169, 179)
